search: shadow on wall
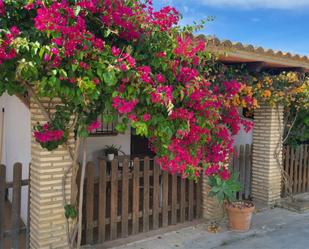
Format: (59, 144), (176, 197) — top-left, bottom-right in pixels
(0, 92), (31, 223)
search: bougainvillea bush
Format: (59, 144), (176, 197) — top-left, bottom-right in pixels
(0, 0), (256, 183)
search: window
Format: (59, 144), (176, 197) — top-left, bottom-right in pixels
(90, 113), (118, 136)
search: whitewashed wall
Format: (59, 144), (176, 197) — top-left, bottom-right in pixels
(233, 121), (253, 146)
(0, 93), (31, 223)
(80, 129), (131, 163)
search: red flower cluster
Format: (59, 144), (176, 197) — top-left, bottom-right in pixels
(0, 26), (19, 64)
(151, 86), (173, 105)
(34, 124), (64, 143)
(34, 1), (105, 59)
(0, 0), (5, 16)
(174, 35), (205, 59)
(112, 96), (139, 114)
(87, 120), (101, 133)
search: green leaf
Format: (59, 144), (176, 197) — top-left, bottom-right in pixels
(115, 123), (127, 133)
(211, 186), (221, 193)
(74, 5), (81, 16)
(103, 71), (117, 86)
(132, 122), (148, 136)
(72, 64), (78, 72)
(38, 47), (45, 58)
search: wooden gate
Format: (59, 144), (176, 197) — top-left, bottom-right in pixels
(231, 144), (252, 200)
(282, 144), (309, 196)
(0, 163), (29, 249)
(82, 157), (202, 246)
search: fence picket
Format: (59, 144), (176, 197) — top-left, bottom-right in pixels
(294, 147), (300, 194)
(188, 181), (194, 221)
(26, 164), (31, 249)
(180, 178), (186, 223)
(143, 157), (150, 232)
(171, 174), (177, 225)
(121, 160), (129, 238)
(110, 160), (118, 240)
(162, 170), (169, 228)
(290, 147), (295, 194)
(11, 163), (22, 249)
(86, 162), (94, 244)
(244, 144), (251, 199)
(152, 161), (160, 230)
(132, 158), (140, 234)
(196, 179), (202, 218)
(300, 146), (305, 192)
(0, 165), (5, 249)
(98, 160), (106, 243)
(284, 146), (290, 196)
(239, 145), (245, 200)
(233, 146), (239, 172)
(304, 144), (309, 191)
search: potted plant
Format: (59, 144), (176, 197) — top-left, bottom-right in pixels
(208, 170), (255, 232)
(104, 145), (120, 161)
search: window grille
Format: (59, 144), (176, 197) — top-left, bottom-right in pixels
(90, 114), (118, 136)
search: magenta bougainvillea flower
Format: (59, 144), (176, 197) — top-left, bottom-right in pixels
(0, 0), (258, 185)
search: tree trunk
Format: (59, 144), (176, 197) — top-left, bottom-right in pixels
(77, 138), (87, 248)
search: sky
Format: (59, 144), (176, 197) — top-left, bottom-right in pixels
(154, 0), (309, 56)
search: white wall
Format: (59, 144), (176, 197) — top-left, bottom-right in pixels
(0, 93), (31, 223)
(233, 122), (253, 146)
(80, 128), (131, 163)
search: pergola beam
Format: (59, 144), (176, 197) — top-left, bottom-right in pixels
(245, 61), (266, 72)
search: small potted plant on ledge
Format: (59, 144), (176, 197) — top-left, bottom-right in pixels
(208, 170), (255, 232)
(104, 145), (120, 161)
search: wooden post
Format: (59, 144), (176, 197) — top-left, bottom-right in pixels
(98, 160), (107, 243)
(121, 160), (129, 238)
(143, 157), (150, 232)
(110, 160), (118, 240)
(152, 161), (160, 230)
(0, 165), (6, 249)
(86, 162), (94, 244)
(11, 163), (22, 249)
(132, 158), (140, 235)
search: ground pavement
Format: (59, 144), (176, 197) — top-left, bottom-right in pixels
(110, 208), (309, 249)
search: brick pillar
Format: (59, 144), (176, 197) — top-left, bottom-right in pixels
(202, 176), (225, 221)
(30, 98), (75, 249)
(252, 104), (283, 206)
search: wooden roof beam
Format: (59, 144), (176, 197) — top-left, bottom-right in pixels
(245, 62), (266, 72)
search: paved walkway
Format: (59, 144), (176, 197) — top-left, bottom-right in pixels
(111, 208), (309, 249)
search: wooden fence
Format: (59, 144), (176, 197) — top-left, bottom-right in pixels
(82, 157), (202, 245)
(231, 144), (252, 200)
(0, 163), (29, 249)
(282, 144), (309, 196)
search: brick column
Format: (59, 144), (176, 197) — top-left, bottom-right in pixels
(202, 176), (225, 221)
(30, 98), (75, 249)
(252, 104), (283, 206)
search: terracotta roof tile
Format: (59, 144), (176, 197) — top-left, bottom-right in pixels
(198, 35), (309, 70)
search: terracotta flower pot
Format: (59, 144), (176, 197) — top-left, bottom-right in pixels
(225, 201), (255, 232)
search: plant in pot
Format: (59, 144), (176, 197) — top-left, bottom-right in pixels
(104, 145), (120, 161)
(208, 169), (255, 232)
